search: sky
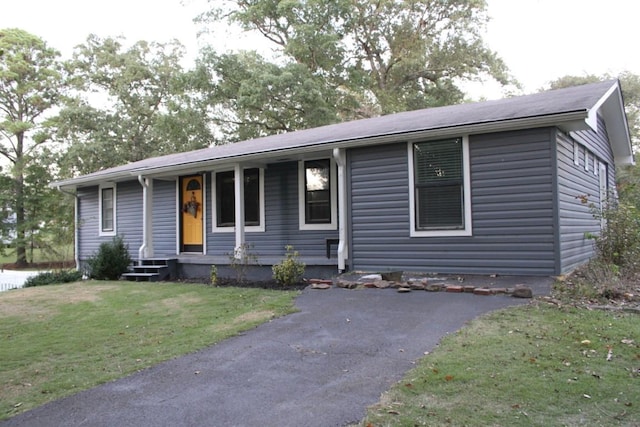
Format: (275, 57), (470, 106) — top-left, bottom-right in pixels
(1, 0), (638, 99)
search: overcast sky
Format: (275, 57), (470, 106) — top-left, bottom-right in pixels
(1, 0), (638, 99)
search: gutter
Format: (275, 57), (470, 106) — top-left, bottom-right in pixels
(51, 111), (590, 189)
(55, 186), (80, 271)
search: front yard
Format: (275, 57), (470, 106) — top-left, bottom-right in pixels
(0, 281), (298, 420)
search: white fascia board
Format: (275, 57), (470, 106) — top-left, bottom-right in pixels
(51, 111), (589, 189)
(587, 81), (634, 166)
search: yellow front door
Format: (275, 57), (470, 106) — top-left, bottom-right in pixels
(181, 175), (203, 252)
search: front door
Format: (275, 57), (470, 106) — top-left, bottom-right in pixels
(180, 175), (203, 253)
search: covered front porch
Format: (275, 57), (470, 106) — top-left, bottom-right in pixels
(131, 148), (349, 281)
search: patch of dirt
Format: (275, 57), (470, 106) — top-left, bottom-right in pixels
(156, 295), (203, 314)
(233, 310), (276, 323)
(0, 283), (116, 319)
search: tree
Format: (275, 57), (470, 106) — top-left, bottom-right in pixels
(194, 49), (343, 141)
(197, 0), (511, 140)
(55, 35), (213, 176)
(0, 28), (64, 266)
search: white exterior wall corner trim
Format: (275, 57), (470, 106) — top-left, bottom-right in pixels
(407, 135), (473, 237)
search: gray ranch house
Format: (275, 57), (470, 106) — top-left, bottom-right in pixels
(52, 80), (633, 280)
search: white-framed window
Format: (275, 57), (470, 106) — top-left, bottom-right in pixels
(212, 168), (265, 233)
(584, 150), (590, 172)
(408, 136), (472, 237)
(593, 155), (599, 176)
(298, 158), (337, 230)
(99, 183), (116, 236)
(573, 141), (580, 166)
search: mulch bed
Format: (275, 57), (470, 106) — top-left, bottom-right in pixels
(179, 277), (308, 291)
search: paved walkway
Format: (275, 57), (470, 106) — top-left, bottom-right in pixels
(2, 277), (552, 427)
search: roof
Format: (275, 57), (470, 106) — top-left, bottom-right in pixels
(52, 79), (633, 189)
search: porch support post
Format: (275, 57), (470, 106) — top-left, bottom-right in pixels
(233, 164), (245, 259)
(137, 175), (154, 260)
(333, 148), (347, 272)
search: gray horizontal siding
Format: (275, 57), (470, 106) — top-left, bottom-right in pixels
(77, 186), (99, 260)
(113, 181), (143, 259)
(348, 128), (557, 275)
(206, 162), (338, 260)
(556, 123), (612, 272)
(77, 182), (142, 262)
(152, 179), (177, 256)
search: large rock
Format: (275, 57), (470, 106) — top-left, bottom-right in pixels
(512, 286), (533, 298)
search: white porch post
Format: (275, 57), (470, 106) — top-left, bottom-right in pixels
(138, 176), (154, 260)
(234, 164), (245, 259)
(332, 148), (347, 272)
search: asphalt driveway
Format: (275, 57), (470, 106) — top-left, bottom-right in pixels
(2, 278), (552, 427)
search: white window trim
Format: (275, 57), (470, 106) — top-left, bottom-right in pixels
(212, 168), (265, 233)
(593, 155), (599, 176)
(298, 158), (338, 231)
(584, 150), (590, 172)
(98, 183), (117, 237)
(573, 141), (580, 166)
(408, 136), (472, 237)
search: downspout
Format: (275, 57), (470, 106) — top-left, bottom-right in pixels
(137, 175), (154, 261)
(56, 186), (80, 271)
(233, 164), (245, 259)
(332, 148), (347, 272)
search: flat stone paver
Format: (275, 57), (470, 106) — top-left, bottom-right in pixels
(1, 280), (551, 427)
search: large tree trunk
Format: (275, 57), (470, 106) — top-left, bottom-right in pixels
(14, 133), (27, 267)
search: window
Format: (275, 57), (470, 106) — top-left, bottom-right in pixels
(408, 137), (472, 237)
(99, 184), (116, 236)
(584, 150), (590, 172)
(213, 168), (264, 232)
(298, 159), (337, 230)
(573, 141), (580, 166)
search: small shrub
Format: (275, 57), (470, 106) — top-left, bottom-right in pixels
(210, 264), (218, 286)
(86, 236), (132, 280)
(24, 269), (83, 287)
(589, 201), (640, 271)
(272, 245), (305, 286)
(228, 243), (258, 284)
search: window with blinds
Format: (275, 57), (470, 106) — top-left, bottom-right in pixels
(413, 138), (464, 230)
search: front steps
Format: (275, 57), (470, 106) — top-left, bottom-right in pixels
(121, 258), (177, 282)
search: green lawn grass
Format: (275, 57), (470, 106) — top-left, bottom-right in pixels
(360, 303), (640, 426)
(0, 281), (299, 420)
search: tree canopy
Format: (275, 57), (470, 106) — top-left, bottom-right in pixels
(55, 35), (214, 176)
(197, 0), (512, 140)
